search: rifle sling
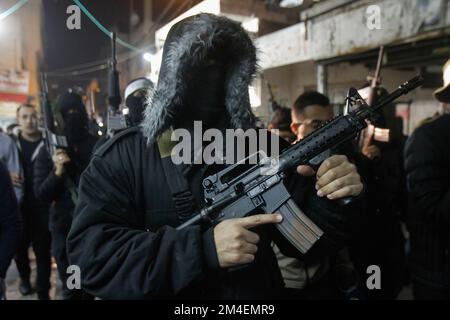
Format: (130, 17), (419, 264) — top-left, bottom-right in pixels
(157, 133), (198, 224)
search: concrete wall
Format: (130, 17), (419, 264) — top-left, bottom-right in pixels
(254, 0), (448, 134)
(256, 0), (449, 69)
(257, 60), (440, 135)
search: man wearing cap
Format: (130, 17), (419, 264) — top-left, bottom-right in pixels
(123, 77), (154, 126)
(93, 77), (154, 151)
(404, 58), (450, 299)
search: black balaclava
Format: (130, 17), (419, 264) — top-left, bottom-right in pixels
(141, 14), (258, 143)
(179, 58), (228, 130)
(126, 95), (147, 126)
(57, 92), (89, 144)
(125, 78), (154, 126)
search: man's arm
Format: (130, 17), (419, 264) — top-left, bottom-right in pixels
(33, 147), (65, 203)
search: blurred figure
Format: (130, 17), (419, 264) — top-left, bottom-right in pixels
(93, 77), (154, 152)
(351, 89), (407, 300)
(267, 107), (296, 143)
(404, 58), (450, 300)
(34, 92), (97, 300)
(0, 161), (21, 300)
(0, 131), (23, 202)
(11, 104), (52, 300)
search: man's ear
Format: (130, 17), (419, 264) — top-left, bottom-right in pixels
(290, 122), (298, 135)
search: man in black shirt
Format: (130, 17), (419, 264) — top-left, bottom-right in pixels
(12, 104), (52, 300)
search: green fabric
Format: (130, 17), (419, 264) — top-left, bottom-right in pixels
(157, 128), (177, 159)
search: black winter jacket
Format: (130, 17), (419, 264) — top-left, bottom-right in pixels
(34, 134), (97, 230)
(405, 114), (450, 287)
(66, 128), (361, 299)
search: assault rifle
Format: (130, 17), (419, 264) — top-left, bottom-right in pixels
(177, 76), (423, 254)
(359, 46), (384, 150)
(107, 32), (128, 136)
(40, 73), (68, 155)
(267, 83), (283, 112)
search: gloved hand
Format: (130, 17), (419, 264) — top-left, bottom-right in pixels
(0, 277), (6, 300)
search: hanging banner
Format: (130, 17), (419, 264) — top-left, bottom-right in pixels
(0, 69), (30, 95)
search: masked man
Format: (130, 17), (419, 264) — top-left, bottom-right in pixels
(124, 77), (154, 126)
(67, 14), (363, 299)
(34, 92), (97, 300)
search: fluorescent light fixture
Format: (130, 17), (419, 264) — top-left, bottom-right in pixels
(279, 0), (304, 8)
(143, 52), (153, 63)
(242, 17), (259, 34)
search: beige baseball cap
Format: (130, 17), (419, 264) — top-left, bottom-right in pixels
(434, 58), (450, 103)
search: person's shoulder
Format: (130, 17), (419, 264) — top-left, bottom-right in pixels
(416, 114), (449, 134)
(431, 114), (450, 131)
(406, 115), (450, 155)
(0, 132), (14, 144)
(409, 115), (450, 142)
(93, 127), (147, 159)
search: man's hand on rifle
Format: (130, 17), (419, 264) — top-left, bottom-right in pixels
(297, 155), (363, 200)
(362, 144), (381, 160)
(214, 213), (283, 268)
(9, 172), (23, 187)
(52, 149), (71, 177)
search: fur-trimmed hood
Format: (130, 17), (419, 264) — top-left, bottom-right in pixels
(142, 13), (258, 143)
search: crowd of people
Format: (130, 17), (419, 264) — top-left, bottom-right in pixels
(0, 14), (449, 300)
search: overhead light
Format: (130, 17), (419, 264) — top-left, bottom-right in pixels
(279, 0), (304, 8)
(143, 52), (153, 63)
(242, 17), (259, 34)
